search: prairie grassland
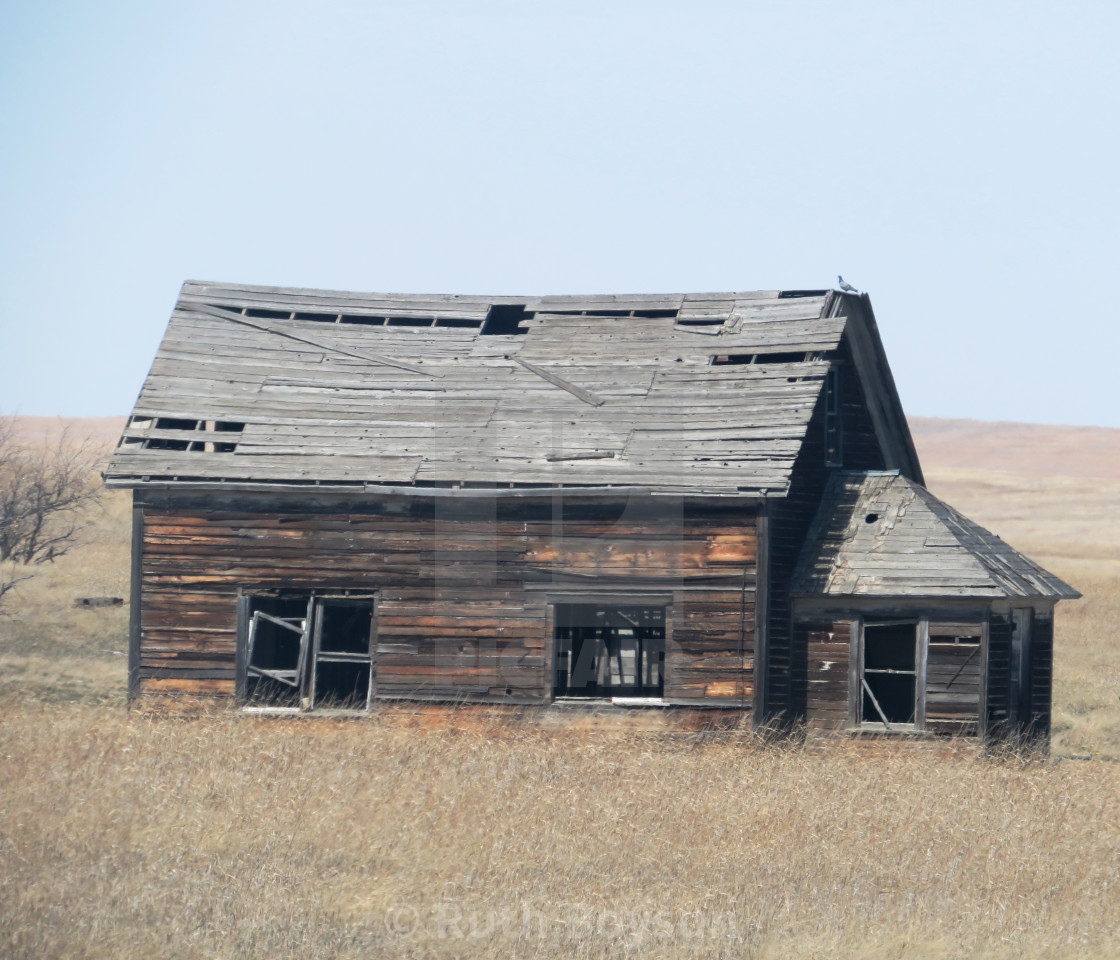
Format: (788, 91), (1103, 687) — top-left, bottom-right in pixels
(1, 416), (1118, 958)
(1, 704), (1119, 960)
(917, 465), (1120, 756)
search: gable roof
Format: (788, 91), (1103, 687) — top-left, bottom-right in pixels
(792, 471), (1080, 599)
(104, 280), (922, 496)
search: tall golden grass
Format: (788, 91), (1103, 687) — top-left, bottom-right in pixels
(2, 705), (1118, 959)
(1, 416), (1118, 958)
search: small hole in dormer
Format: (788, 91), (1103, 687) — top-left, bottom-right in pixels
(865, 513), (880, 524)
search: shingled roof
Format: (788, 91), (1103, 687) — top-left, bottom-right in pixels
(792, 472), (1080, 599)
(105, 280), (920, 495)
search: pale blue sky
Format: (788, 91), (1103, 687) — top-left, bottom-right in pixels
(2, 1), (1118, 426)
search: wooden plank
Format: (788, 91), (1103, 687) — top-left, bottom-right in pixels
(512, 357), (605, 407)
(186, 304), (442, 379)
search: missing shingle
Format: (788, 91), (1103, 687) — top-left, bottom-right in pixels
(481, 304), (531, 336)
(244, 308), (293, 319)
(131, 418), (244, 453)
(434, 317), (483, 328)
(711, 352), (812, 366)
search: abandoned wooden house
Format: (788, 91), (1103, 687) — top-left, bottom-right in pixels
(105, 280), (1078, 742)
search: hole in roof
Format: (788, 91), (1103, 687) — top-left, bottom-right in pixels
(712, 352), (810, 366)
(341, 315), (387, 325)
(293, 312), (338, 322)
(244, 308), (292, 319)
(546, 309), (679, 319)
(435, 317), (483, 328)
(386, 317), (435, 327)
(865, 513), (880, 524)
(481, 304), (531, 336)
(676, 318), (725, 326)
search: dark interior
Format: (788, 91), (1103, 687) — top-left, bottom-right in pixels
(862, 621), (917, 724)
(554, 604), (665, 698)
(313, 599), (374, 708)
(245, 595), (310, 706)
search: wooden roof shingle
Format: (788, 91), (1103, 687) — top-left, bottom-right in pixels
(792, 472), (1080, 600)
(105, 280), (917, 495)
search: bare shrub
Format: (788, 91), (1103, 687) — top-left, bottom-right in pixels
(0, 418), (105, 606)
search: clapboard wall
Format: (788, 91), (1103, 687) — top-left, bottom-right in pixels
(767, 331), (889, 720)
(133, 492), (759, 708)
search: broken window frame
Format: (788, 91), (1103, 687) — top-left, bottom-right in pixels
(238, 590), (375, 713)
(852, 616), (928, 732)
(552, 603), (667, 702)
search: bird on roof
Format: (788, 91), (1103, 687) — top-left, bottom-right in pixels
(837, 275), (860, 294)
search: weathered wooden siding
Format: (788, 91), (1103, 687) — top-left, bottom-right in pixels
(985, 613), (1013, 738)
(767, 394), (828, 719)
(925, 622), (984, 736)
(797, 619), (852, 731)
(837, 336), (888, 473)
(136, 495), (757, 707)
(1028, 611), (1053, 742)
(771, 332), (888, 721)
(794, 612), (987, 736)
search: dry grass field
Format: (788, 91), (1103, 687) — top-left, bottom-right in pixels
(1, 414), (1118, 958)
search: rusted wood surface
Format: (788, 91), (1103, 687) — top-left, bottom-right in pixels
(137, 496), (758, 705)
(797, 620), (853, 731)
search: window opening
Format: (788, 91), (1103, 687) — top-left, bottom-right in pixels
(554, 605), (665, 698)
(310, 599), (375, 710)
(860, 620), (918, 727)
(480, 304), (531, 335)
(244, 594), (373, 711)
(928, 632), (981, 689)
(245, 596), (314, 708)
